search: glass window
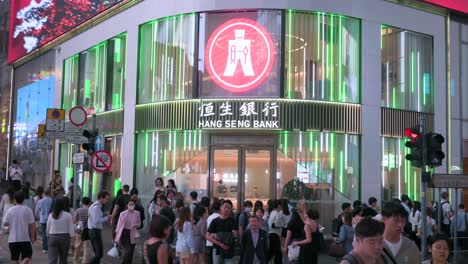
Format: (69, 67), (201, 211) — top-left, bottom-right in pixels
(78, 42), (107, 114)
(138, 14), (196, 103)
(106, 34), (126, 110)
(62, 55), (79, 112)
(285, 11), (360, 103)
(381, 26), (433, 113)
(135, 131), (209, 209)
(381, 137), (428, 201)
(277, 131), (360, 233)
(198, 10), (282, 98)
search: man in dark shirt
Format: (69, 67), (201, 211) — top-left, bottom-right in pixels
(206, 200), (238, 264)
(240, 216), (268, 264)
(110, 185), (130, 237)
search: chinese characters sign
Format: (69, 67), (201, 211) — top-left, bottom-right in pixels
(198, 101), (280, 129)
(205, 18), (276, 93)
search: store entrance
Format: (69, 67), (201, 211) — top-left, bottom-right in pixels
(209, 136), (275, 211)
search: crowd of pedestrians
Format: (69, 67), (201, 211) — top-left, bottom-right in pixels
(0, 169), (462, 264)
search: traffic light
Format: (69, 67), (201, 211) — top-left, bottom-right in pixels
(425, 132), (445, 167)
(405, 126), (423, 168)
(81, 129), (98, 155)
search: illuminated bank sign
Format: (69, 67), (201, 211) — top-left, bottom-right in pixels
(198, 101), (280, 129)
(205, 18), (275, 93)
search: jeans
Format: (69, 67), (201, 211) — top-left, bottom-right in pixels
(88, 229), (103, 264)
(48, 234), (70, 264)
(41, 223), (48, 251)
(212, 250), (234, 264)
(120, 229), (135, 264)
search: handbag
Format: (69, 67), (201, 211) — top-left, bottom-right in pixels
(74, 221), (83, 234)
(328, 243), (346, 258)
(288, 244), (300, 261)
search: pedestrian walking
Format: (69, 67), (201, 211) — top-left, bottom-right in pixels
(291, 209), (321, 264)
(336, 211), (354, 253)
(441, 192), (453, 235)
(176, 207), (193, 264)
(46, 198), (75, 264)
(240, 215), (269, 264)
(50, 173), (65, 199)
(9, 160), (23, 191)
(3, 190), (36, 264)
(451, 204), (468, 250)
(73, 197), (92, 264)
(206, 200), (221, 264)
(144, 215), (172, 264)
(87, 190), (111, 264)
(422, 233), (451, 264)
(381, 201), (420, 264)
(35, 188), (53, 253)
(206, 200), (238, 264)
(192, 205), (208, 264)
(0, 187), (15, 224)
(238, 200), (253, 240)
(111, 185), (131, 238)
(339, 218), (386, 264)
(268, 199), (282, 264)
(189, 191), (199, 214)
(115, 199), (141, 264)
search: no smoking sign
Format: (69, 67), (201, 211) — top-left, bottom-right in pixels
(90, 150), (113, 173)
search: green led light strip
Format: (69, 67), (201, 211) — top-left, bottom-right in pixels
(287, 10), (293, 99)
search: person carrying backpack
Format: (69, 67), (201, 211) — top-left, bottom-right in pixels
(339, 218), (388, 264)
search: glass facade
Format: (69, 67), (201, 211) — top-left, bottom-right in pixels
(285, 11), (360, 103)
(382, 137), (425, 201)
(62, 33), (127, 114)
(134, 131), (210, 207)
(138, 14), (197, 103)
(381, 26), (434, 113)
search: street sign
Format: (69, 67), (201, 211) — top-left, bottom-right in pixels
(69, 106), (87, 127)
(90, 150), (113, 173)
(38, 124), (46, 138)
(37, 137), (53, 150)
(95, 135), (104, 151)
(73, 153), (85, 164)
(65, 123), (88, 144)
(432, 174), (468, 188)
(46, 108), (65, 132)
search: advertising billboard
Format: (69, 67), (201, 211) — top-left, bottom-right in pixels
(9, 0), (130, 63)
(420, 0), (468, 13)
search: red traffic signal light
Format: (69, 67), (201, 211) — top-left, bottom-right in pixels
(404, 126), (423, 168)
(405, 127), (420, 139)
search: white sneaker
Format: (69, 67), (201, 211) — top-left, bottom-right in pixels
(42, 250), (48, 253)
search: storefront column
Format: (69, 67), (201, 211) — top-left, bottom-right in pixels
(121, 27), (139, 187)
(361, 20), (382, 205)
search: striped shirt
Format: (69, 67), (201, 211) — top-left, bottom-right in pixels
(74, 207), (89, 226)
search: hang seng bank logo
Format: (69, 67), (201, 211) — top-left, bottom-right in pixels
(205, 18), (275, 93)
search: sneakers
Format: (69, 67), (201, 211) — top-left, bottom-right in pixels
(42, 250), (48, 253)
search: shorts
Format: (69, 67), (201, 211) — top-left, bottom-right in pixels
(176, 250), (191, 258)
(9, 242), (33, 261)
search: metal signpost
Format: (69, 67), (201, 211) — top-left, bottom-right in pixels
(68, 106), (87, 210)
(45, 108), (65, 197)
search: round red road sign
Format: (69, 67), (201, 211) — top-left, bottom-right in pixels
(205, 18), (275, 93)
(69, 106), (87, 127)
(90, 150), (113, 173)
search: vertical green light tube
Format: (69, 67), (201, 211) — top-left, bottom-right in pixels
(114, 178), (122, 196)
(315, 140), (319, 176)
(317, 13), (320, 60)
(330, 15), (334, 101)
(310, 132), (313, 152)
(338, 16), (343, 102)
(178, 16), (183, 100)
(144, 133), (149, 168)
(393, 87), (396, 108)
(163, 149), (167, 176)
(340, 151), (344, 192)
(287, 10), (292, 99)
(114, 38), (121, 63)
(183, 130), (187, 151)
(172, 131), (177, 170)
(284, 131), (289, 156)
(151, 23), (156, 101)
(163, 20), (169, 100)
(411, 51), (415, 93)
(330, 134), (335, 169)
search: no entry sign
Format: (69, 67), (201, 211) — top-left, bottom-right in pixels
(69, 106), (87, 127)
(90, 150), (113, 173)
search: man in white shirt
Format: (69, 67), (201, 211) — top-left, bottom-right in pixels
(9, 160), (23, 191)
(87, 191), (111, 264)
(206, 200), (221, 264)
(3, 190), (36, 264)
(441, 192), (453, 235)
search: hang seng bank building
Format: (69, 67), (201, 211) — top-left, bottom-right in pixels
(39, 0), (465, 227)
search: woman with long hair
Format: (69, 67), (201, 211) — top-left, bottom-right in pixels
(283, 208), (305, 263)
(276, 199), (291, 253)
(22, 186), (34, 211)
(144, 215), (172, 264)
(175, 207), (193, 264)
(335, 211), (354, 253)
(191, 206), (207, 264)
(46, 198), (75, 264)
(409, 201), (421, 244)
(115, 199), (141, 264)
(155, 177), (165, 193)
(291, 208), (321, 264)
(0, 187), (15, 220)
(166, 179), (177, 194)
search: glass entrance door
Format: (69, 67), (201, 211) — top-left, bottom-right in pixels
(211, 146), (273, 211)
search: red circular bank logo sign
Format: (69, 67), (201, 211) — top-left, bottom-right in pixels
(205, 18), (275, 93)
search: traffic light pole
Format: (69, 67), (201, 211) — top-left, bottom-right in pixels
(420, 117), (428, 261)
(73, 144), (79, 211)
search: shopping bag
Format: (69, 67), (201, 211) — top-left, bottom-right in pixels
(107, 243), (119, 258)
(288, 244), (300, 261)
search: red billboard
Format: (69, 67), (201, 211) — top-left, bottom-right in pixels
(9, 0), (130, 63)
(421, 0), (468, 14)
